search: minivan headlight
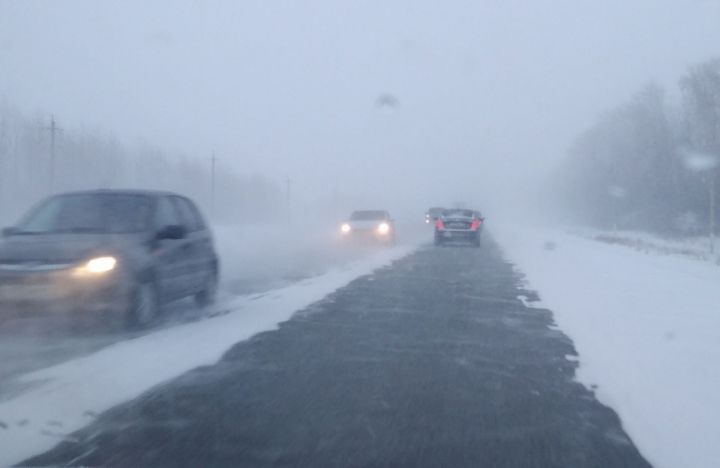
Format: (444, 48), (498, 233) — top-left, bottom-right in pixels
(83, 256), (117, 274)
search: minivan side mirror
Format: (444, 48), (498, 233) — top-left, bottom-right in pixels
(1, 227), (17, 237)
(156, 225), (187, 240)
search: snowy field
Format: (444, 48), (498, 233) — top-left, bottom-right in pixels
(570, 227), (720, 265)
(0, 238), (419, 466)
(495, 225), (720, 468)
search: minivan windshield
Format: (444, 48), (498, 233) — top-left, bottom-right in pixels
(16, 194), (152, 234)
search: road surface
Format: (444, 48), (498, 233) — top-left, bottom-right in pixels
(22, 238), (651, 467)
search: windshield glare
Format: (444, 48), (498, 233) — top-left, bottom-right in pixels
(17, 194), (152, 234)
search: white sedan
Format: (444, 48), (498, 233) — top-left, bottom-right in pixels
(340, 210), (396, 243)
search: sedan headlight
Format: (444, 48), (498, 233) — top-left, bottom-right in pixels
(83, 256), (117, 274)
(341, 223), (352, 234)
(377, 223), (390, 235)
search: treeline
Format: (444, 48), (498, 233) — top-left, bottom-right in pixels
(0, 101), (283, 225)
(557, 58), (720, 236)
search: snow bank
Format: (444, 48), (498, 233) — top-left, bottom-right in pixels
(494, 225), (720, 468)
(0, 244), (417, 467)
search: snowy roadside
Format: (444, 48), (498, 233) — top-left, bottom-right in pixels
(494, 224), (720, 468)
(569, 227), (720, 265)
(0, 243), (419, 467)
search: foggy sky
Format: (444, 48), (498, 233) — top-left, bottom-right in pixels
(1, 0), (720, 214)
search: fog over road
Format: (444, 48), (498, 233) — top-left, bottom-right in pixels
(24, 238), (650, 468)
(0, 226), (369, 396)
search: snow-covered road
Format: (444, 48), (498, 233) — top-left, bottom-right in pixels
(0, 242), (418, 466)
(495, 225), (720, 468)
(19, 238), (650, 468)
(4, 222), (718, 467)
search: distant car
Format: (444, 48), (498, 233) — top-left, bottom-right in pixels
(340, 210), (396, 243)
(0, 190), (219, 330)
(434, 209), (484, 247)
(425, 207), (445, 224)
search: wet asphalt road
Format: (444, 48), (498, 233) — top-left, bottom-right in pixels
(23, 238), (651, 467)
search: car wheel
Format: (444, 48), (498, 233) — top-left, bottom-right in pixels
(127, 282), (159, 329)
(195, 269), (218, 307)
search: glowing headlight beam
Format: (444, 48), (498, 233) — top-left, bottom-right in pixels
(377, 223), (390, 235)
(341, 223), (351, 233)
(85, 256), (117, 274)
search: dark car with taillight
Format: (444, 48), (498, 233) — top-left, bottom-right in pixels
(425, 207), (445, 224)
(434, 209), (484, 247)
(0, 190), (219, 330)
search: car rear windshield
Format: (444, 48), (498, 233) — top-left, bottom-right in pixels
(443, 209), (475, 218)
(350, 211), (387, 221)
(16, 194), (152, 234)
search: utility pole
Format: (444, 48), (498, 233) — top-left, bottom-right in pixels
(211, 151), (217, 220)
(43, 115), (62, 193)
(710, 174), (716, 254)
(285, 176), (292, 208)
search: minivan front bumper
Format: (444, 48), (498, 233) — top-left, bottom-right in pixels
(0, 266), (131, 323)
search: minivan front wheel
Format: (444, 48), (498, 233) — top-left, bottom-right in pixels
(127, 282), (159, 329)
(195, 269), (218, 308)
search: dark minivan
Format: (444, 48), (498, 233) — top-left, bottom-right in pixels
(0, 190), (219, 329)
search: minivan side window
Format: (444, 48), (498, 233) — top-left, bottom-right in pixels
(172, 197), (205, 232)
(155, 196), (182, 229)
(185, 200), (207, 230)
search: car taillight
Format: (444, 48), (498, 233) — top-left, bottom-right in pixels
(471, 219), (481, 230)
(436, 219), (445, 230)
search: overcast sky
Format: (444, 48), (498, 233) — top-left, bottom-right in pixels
(1, 0), (720, 212)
